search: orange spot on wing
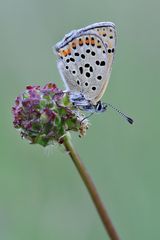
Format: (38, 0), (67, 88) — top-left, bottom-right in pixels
(59, 48), (71, 57)
(62, 50), (68, 57)
(67, 48), (71, 55)
(59, 49), (67, 57)
(64, 49), (70, 56)
(79, 38), (83, 45)
(85, 38), (90, 45)
(91, 39), (95, 45)
(71, 41), (76, 49)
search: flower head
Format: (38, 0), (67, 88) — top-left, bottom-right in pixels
(12, 83), (89, 146)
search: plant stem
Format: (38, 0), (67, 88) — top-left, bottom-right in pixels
(63, 134), (120, 240)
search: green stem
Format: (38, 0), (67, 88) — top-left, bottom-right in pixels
(63, 134), (120, 240)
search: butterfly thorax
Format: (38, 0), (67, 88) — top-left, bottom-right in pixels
(81, 101), (107, 113)
(69, 92), (107, 113)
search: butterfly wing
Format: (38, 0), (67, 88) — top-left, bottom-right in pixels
(54, 22), (116, 105)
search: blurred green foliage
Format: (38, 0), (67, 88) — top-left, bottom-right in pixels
(0, 0), (159, 239)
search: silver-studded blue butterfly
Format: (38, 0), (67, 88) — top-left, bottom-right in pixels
(54, 22), (133, 124)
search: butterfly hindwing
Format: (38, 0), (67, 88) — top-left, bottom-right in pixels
(79, 22), (116, 102)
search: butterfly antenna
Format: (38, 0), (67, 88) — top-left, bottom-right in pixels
(107, 103), (134, 125)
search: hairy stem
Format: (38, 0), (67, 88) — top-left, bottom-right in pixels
(63, 134), (120, 240)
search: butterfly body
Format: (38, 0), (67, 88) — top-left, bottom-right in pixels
(54, 22), (116, 111)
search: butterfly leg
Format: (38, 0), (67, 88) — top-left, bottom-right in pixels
(80, 112), (95, 124)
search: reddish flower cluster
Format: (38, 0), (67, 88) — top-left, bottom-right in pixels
(12, 83), (88, 146)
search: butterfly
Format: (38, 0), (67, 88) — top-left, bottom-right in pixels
(54, 22), (133, 124)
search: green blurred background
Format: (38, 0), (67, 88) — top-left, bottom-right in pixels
(0, 0), (159, 239)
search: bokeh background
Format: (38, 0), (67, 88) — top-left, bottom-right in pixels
(0, 0), (159, 239)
